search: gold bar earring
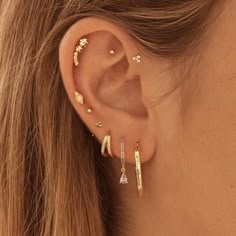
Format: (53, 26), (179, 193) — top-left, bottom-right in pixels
(134, 141), (143, 197)
(101, 135), (113, 157)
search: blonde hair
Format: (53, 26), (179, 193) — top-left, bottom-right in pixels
(0, 1), (219, 235)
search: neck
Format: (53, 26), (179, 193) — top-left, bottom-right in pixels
(107, 2), (236, 235)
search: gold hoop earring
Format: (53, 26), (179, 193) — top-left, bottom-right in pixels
(119, 137), (128, 184)
(101, 135), (113, 157)
(134, 141), (143, 197)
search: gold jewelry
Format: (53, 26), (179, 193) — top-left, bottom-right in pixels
(134, 141), (143, 197)
(132, 54), (141, 63)
(74, 91), (84, 104)
(87, 108), (92, 113)
(101, 135), (113, 157)
(119, 137), (128, 184)
(73, 38), (88, 66)
(109, 49), (115, 55)
(96, 121), (103, 128)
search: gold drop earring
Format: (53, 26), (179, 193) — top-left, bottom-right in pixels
(134, 141), (143, 197)
(119, 137), (128, 184)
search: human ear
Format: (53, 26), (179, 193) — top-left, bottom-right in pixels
(59, 17), (156, 163)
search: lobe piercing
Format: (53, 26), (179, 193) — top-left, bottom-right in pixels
(119, 137), (128, 184)
(101, 135), (113, 157)
(134, 141), (143, 197)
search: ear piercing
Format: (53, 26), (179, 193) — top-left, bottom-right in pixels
(73, 37), (88, 66)
(134, 141), (143, 197)
(101, 135), (113, 157)
(109, 49), (115, 55)
(87, 108), (92, 114)
(96, 121), (103, 128)
(119, 137), (128, 184)
(74, 90), (103, 128)
(74, 91), (84, 104)
(133, 54), (141, 63)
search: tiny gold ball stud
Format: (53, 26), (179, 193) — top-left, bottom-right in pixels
(87, 108), (92, 113)
(109, 49), (115, 55)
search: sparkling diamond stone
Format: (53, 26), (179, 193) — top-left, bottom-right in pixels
(76, 46), (82, 52)
(119, 172), (128, 184)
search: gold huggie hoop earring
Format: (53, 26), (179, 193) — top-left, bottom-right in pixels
(101, 135), (113, 157)
(73, 38), (88, 66)
(134, 141), (143, 197)
(119, 137), (128, 184)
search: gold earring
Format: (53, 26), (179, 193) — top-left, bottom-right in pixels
(96, 121), (103, 128)
(132, 54), (141, 63)
(119, 137), (128, 184)
(87, 108), (92, 114)
(101, 135), (113, 157)
(74, 91), (84, 104)
(73, 37), (88, 66)
(109, 49), (115, 55)
(134, 141), (143, 197)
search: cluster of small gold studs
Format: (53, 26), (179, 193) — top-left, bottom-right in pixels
(133, 54), (141, 63)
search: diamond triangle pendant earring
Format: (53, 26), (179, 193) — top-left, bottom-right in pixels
(119, 137), (128, 184)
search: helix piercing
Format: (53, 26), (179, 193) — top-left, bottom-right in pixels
(73, 38), (88, 66)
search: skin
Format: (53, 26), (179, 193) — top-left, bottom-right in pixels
(59, 1), (236, 235)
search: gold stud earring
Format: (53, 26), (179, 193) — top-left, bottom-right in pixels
(119, 137), (128, 184)
(87, 108), (92, 114)
(134, 141), (143, 197)
(74, 91), (84, 104)
(132, 54), (141, 63)
(109, 49), (115, 55)
(101, 135), (113, 157)
(96, 121), (103, 128)
(73, 37), (88, 66)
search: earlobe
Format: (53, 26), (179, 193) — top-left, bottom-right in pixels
(59, 17), (156, 165)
